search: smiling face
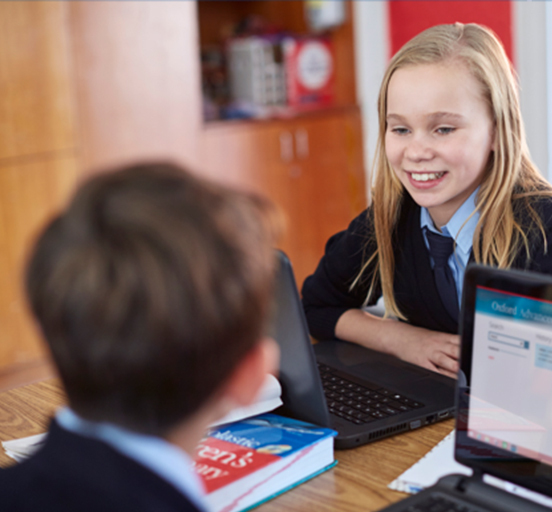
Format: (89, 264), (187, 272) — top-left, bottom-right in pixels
(385, 61), (495, 227)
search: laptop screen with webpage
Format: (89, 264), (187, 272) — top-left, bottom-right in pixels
(470, 285), (552, 463)
(457, 265), (552, 497)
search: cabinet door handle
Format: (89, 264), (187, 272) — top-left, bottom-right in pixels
(295, 129), (309, 159)
(280, 131), (294, 163)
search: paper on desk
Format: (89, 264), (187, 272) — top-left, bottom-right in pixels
(388, 432), (472, 494)
(210, 373), (282, 427)
(3, 433), (46, 462)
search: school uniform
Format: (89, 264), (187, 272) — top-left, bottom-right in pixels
(0, 411), (206, 512)
(302, 192), (552, 339)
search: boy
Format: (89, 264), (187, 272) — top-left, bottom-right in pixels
(0, 162), (279, 511)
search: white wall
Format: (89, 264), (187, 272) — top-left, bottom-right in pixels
(547, 3), (552, 181)
(353, 1), (387, 197)
(514, 2), (549, 180)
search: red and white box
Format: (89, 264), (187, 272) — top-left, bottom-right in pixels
(283, 37), (335, 108)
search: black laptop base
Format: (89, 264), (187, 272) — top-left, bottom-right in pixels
(379, 474), (552, 512)
(314, 340), (455, 449)
(270, 250), (456, 450)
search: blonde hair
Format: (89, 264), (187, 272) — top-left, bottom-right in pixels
(354, 23), (552, 320)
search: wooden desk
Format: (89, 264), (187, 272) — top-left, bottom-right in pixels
(0, 380), (454, 512)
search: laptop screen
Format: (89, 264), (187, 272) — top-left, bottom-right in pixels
(266, 250), (331, 429)
(457, 265), (552, 496)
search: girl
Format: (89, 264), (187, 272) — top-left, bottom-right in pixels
(302, 23), (552, 378)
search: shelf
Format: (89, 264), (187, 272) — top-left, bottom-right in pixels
(197, 0), (357, 124)
(201, 104), (360, 132)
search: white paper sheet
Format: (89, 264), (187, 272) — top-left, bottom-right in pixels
(388, 432), (471, 494)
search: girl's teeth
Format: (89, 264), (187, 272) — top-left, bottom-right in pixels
(411, 172), (444, 182)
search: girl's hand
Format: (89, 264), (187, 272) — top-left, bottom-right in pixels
(335, 309), (460, 379)
(390, 328), (460, 378)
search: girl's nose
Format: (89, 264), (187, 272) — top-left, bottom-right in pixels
(405, 136), (434, 162)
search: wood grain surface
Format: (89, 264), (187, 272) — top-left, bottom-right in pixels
(0, 380), (453, 512)
(0, 2), (76, 161)
(0, 380), (65, 462)
(0, 154), (79, 368)
(0, 2), (79, 373)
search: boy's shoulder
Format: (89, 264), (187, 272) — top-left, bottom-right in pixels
(0, 421), (201, 512)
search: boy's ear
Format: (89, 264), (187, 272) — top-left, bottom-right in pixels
(222, 337), (280, 408)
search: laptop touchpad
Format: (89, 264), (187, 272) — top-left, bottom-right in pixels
(316, 339), (432, 386)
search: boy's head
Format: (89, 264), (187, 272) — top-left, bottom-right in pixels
(26, 162), (279, 436)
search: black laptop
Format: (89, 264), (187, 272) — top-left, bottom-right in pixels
(269, 251), (455, 449)
(377, 264), (552, 512)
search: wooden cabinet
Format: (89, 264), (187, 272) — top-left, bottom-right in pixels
(67, 0), (367, 286)
(0, 2), (79, 375)
(0, 2), (76, 160)
(286, 109), (366, 284)
(0, 156), (79, 368)
(0, 1), (366, 383)
(196, 0), (367, 286)
(199, 106), (366, 286)
(197, 1), (358, 114)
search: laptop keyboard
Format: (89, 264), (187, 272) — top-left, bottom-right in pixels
(406, 494), (489, 512)
(318, 363), (425, 425)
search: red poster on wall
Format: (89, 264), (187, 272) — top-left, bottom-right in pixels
(388, 1), (513, 63)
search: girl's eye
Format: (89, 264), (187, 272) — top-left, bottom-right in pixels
(390, 127), (409, 135)
(436, 126), (455, 135)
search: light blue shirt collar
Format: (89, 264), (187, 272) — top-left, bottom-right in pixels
(420, 188), (480, 303)
(420, 188), (480, 257)
(56, 408), (207, 512)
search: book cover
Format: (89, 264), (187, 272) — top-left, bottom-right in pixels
(193, 413), (337, 512)
(283, 37), (335, 109)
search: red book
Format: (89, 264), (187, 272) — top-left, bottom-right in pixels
(283, 37), (335, 109)
(193, 413), (337, 512)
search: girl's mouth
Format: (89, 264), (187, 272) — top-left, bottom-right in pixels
(409, 171), (446, 182)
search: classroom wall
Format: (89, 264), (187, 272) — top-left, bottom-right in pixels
(513, 2), (548, 181)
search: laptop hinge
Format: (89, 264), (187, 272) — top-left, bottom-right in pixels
(455, 470), (484, 493)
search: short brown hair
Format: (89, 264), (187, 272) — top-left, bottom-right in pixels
(26, 162), (279, 435)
